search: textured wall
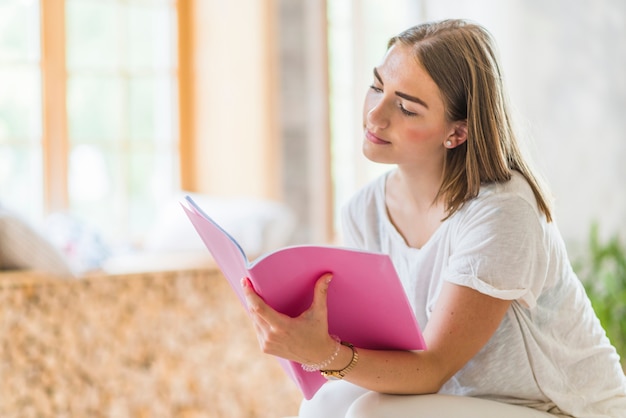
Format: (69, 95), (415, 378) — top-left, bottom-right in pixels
(0, 269), (302, 418)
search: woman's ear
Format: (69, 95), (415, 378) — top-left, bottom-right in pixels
(445, 120), (468, 148)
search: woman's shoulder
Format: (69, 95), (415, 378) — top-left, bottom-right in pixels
(471, 171), (540, 212)
(451, 171), (545, 230)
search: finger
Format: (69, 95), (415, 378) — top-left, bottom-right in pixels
(241, 278), (274, 347)
(311, 273), (333, 312)
(250, 314), (271, 347)
(241, 277), (264, 310)
(241, 277), (289, 324)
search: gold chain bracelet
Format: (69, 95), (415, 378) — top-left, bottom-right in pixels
(320, 341), (358, 380)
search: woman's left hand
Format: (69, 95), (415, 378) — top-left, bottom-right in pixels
(241, 273), (338, 366)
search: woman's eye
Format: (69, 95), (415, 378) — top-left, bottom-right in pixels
(399, 103), (417, 117)
(369, 84), (383, 93)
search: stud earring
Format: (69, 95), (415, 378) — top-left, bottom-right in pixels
(445, 140), (453, 147)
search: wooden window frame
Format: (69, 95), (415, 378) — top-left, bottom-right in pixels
(176, 0), (194, 192)
(40, 0), (69, 213)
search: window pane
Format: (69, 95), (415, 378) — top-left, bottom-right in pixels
(66, 0), (121, 71)
(0, 0), (42, 221)
(68, 144), (111, 202)
(68, 144), (119, 239)
(67, 145), (176, 244)
(127, 148), (177, 240)
(128, 3), (174, 71)
(129, 76), (175, 143)
(0, 0), (40, 63)
(128, 150), (156, 237)
(0, 68), (41, 141)
(66, 0), (179, 246)
(67, 76), (124, 142)
(0, 145), (43, 219)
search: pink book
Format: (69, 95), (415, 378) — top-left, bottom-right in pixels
(182, 196), (426, 400)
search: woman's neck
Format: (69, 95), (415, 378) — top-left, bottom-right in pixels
(385, 166), (447, 249)
(389, 165), (444, 211)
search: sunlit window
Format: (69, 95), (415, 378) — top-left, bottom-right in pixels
(0, 0), (179, 248)
(65, 0), (178, 244)
(0, 0), (43, 221)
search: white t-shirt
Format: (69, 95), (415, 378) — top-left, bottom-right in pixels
(341, 170), (626, 417)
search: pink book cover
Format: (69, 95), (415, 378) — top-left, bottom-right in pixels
(182, 196), (426, 400)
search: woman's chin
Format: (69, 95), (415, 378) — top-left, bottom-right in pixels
(362, 143), (395, 165)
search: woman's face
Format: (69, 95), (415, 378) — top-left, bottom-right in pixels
(362, 43), (455, 168)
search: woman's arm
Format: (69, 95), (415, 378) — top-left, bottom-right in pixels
(242, 275), (511, 395)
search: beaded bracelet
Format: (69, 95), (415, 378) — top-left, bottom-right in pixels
(301, 334), (341, 372)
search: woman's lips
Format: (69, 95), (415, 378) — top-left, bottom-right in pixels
(365, 130), (391, 145)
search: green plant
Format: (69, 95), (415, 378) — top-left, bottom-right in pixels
(573, 223), (626, 367)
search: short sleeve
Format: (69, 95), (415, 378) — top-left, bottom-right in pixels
(443, 192), (549, 309)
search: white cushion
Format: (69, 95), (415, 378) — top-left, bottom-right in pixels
(0, 206), (74, 277)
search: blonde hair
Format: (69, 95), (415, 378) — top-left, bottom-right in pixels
(389, 19), (553, 222)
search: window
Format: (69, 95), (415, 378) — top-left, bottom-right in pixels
(65, 0), (178, 244)
(0, 0), (179, 247)
(0, 0), (43, 220)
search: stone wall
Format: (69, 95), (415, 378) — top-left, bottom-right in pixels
(0, 268), (302, 418)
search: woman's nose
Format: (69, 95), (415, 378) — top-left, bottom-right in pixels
(365, 97), (390, 130)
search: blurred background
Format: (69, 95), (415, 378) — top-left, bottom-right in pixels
(0, 0), (624, 271)
(0, 1), (625, 414)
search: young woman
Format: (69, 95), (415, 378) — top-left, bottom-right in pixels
(242, 19), (626, 417)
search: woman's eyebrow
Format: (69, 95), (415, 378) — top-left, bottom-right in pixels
(396, 91), (429, 109)
(373, 67), (429, 110)
(373, 67), (384, 84)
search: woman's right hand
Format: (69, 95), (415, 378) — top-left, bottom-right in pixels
(241, 273), (341, 367)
